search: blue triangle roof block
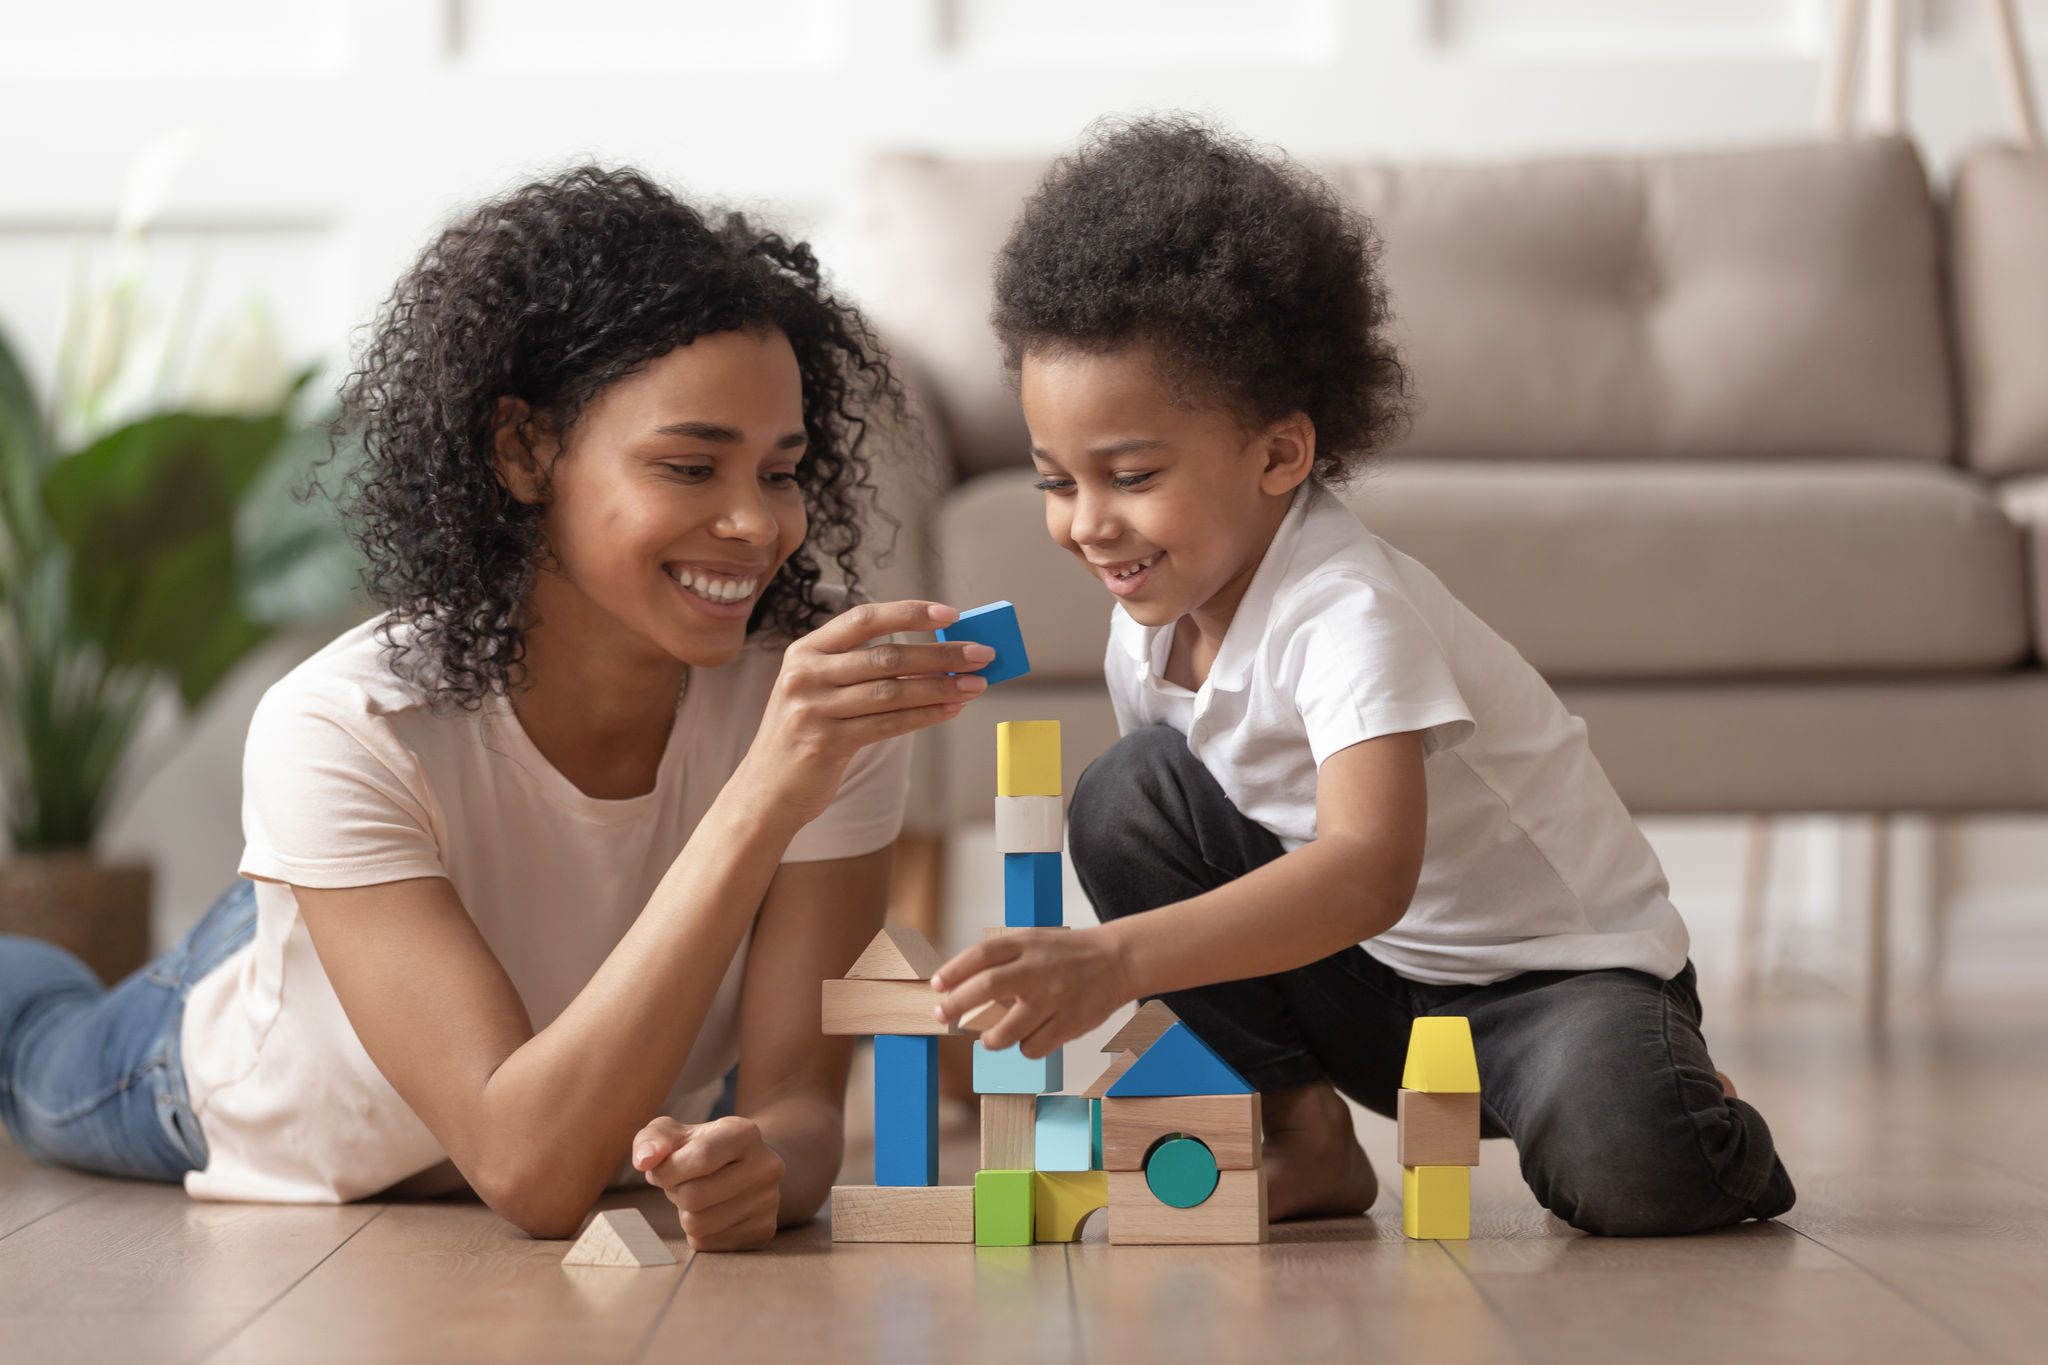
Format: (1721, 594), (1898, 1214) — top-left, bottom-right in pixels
(1104, 1022), (1252, 1097)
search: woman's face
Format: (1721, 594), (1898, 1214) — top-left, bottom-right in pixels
(508, 326), (810, 670)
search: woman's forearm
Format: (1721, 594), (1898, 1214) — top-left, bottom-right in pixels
(1105, 833), (1409, 1004)
(751, 1091), (850, 1226)
(475, 763), (806, 1232)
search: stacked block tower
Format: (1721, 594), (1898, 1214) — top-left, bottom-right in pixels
(1397, 1016), (1481, 1240)
(820, 601), (1267, 1247)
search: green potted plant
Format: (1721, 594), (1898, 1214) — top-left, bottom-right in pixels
(0, 290), (360, 983)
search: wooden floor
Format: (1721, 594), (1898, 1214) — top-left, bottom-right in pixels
(5, 993), (2048, 1364)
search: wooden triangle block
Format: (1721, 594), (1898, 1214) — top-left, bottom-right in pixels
(1102, 1000), (1179, 1055)
(1105, 1022), (1251, 1097)
(846, 926), (943, 981)
(561, 1208), (676, 1267)
(1083, 1049), (1139, 1099)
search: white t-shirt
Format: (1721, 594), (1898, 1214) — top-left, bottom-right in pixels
(180, 615), (910, 1204)
(1104, 483), (1689, 987)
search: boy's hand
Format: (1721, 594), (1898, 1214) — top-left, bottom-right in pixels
(632, 1115), (786, 1252)
(930, 926), (1138, 1058)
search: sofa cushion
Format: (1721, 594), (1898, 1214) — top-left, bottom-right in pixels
(852, 138), (1953, 476)
(1952, 145), (2048, 476)
(1998, 475), (2048, 660)
(934, 462), (2030, 684)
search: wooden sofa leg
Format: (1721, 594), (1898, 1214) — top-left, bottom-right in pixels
(1734, 815), (1773, 1000)
(1864, 814), (1891, 1037)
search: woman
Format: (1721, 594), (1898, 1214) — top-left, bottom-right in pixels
(0, 167), (986, 1248)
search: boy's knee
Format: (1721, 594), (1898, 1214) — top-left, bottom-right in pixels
(1070, 726), (1190, 845)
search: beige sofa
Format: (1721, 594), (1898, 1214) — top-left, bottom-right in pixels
(850, 137), (2048, 951)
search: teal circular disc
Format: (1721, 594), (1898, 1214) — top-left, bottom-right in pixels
(1144, 1136), (1220, 1208)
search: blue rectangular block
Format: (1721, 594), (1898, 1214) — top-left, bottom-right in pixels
(1034, 1095), (1092, 1172)
(936, 600), (1031, 687)
(1003, 852), (1062, 928)
(973, 1039), (1063, 1095)
(874, 1035), (938, 1186)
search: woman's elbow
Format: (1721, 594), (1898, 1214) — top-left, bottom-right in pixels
(476, 1159), (600, 1240)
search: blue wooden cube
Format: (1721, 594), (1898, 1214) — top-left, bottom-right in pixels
(873, 1034), (938, 1185)
(1034, 1095), (1092, 1172)
(936, 601), (1031, 687)
(1003, 852), (1062, 928)
(973, 1039), (1063, 1095)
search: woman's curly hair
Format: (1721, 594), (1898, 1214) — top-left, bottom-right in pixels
(335, 164), (901, 709)
(991, 116), (1409, 483)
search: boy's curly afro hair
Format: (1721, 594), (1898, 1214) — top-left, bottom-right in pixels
(335, 165), (901, 710)
(991, 116), (1408, 483)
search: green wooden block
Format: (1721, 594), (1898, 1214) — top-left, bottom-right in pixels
(974, 1169), (1034, 1246)
(1090, 1098), (1103, 1170)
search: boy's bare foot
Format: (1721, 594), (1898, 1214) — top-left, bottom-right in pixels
(1261, 1080), (1378, 1220)
(1717, 1071), (1737, 1099)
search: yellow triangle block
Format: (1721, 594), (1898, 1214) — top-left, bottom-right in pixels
(1401, 1016), (1479, 1093)
(1402, 1165), (1470, 1240)
(997, 721), (1062, 797)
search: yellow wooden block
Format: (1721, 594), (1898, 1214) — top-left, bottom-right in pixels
(997, 721), (1061, 798)
(1402, 1165), (1470, 1240)
(1033, 1170), (1108, 1243)
(1401, 1016), (1480, 1093)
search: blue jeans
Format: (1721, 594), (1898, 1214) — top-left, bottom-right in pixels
(0, 878), (256, 1182)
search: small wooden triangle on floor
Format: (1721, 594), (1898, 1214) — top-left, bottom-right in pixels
(845, 925), (944, 981)
(561, 1208), (676, 1268)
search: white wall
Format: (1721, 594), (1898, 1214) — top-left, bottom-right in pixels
(2, 0), (2044, 989)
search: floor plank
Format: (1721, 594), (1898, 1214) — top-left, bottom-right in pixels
(641, 1214), (1078, 1365)
(0, 1136), (105, 1240)
(206, 1189), (690, 1365)
(0, 1179), (376, 1365)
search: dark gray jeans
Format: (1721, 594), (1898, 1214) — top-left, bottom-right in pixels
(1069, 724), (1797, 1237)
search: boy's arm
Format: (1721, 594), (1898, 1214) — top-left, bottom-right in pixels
(931, 730), (1426, 1057)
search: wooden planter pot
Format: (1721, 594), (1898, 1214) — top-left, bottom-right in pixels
(0, 853), (153, 986)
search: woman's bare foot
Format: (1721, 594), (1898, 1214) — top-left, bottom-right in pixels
(1261, 1080), (1378, 1220)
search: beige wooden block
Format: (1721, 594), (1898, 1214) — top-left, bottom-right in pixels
(1103, 1000), (1179, 1055)
(820, 979), (959, 1035)
(845, 925), (942, 981)
(993, 795), (1063, 853)
(980, 1094), (1036, 1169)
(829, 1185), (975, 1243)
(1099, 1093), (1262, 1171)
(1082, 1050), (1138, 1099)
(1397, 1089), (1481, 1167)
(1106, 1169), (1267, 1245)
(560, 1208), (676, 1267)
(959, 999), (1007, 1032)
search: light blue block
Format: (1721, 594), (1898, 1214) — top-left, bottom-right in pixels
(973, 1039), (1063, 1095)
(1034, 1095), (1092, 1172)
(1003, 852), (1062, 927)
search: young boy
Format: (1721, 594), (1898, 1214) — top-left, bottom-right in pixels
(930, 117), (1795, 1236)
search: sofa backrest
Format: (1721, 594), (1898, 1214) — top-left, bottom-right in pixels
(852, 137), (1955, 475)
(1951, 144), (2048, 477)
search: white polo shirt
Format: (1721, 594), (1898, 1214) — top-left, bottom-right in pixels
(1103, 482), (1689, 986)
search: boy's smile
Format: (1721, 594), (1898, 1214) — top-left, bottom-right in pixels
(1020, 344), (1314, 661)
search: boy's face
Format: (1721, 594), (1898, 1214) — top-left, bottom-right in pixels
(1020, 344), (1309, 631)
